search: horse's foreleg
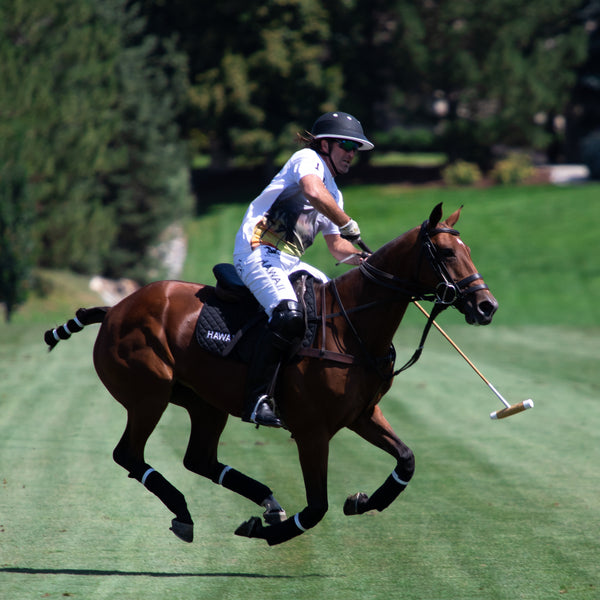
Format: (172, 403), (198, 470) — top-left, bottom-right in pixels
(345, 405), (415, 515)
(235, 434), (330, 545)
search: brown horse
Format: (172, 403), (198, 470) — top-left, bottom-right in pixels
(44, 203), (497, 546)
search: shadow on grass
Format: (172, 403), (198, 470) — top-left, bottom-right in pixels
(0, 567), (329, 579)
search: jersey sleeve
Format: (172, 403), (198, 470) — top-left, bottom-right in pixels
(290, 148), (343, 238)
(293, 149), (327, 181)
(319, 188), (343, 236)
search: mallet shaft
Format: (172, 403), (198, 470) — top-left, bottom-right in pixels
(413, 301), (533, 418)
(486, 381), (511, 409)
(414, 301), (496, 388)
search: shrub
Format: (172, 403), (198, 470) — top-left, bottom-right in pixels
(441, 160), (483, 186)
(375, 126), (436, 152)
(490, 153), (535, 185)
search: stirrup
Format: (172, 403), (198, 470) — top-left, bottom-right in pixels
(249, 395), (283, 428)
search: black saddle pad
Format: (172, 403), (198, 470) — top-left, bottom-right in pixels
(195, 269), (318, 364)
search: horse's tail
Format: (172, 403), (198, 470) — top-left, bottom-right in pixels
(44, 306), (110, 351)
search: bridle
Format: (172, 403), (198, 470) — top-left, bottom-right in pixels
(358, 220), (489, 306)
(326, 220), (490, 379)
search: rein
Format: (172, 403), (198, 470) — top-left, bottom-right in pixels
(359, 223), (489, 304)
(308, 221), (490, 380)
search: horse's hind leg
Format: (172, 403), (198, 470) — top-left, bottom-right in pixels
(112, 395), (194, 542)
(176, 385), (286, 525)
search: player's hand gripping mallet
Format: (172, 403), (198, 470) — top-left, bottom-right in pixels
(413, 302), (534, 419)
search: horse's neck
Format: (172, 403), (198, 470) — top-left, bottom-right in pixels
(326, 236), (417, 355)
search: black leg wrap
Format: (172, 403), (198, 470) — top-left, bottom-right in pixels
(137, 468), (192, 524)
(366, 463), (414, 513)
(296, 505), (327, 530)
(344, 457), (415, 516)
(264, 516), (306, 546)
(236, 506), (325, 546)
(266, 506), (325, 546)
(365, 475), (406, 512)
(212, 464), (272, 506)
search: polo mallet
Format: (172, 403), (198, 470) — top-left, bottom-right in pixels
(413, 301), (534, 420)
(356, 238), (373, 254)
(337, 238), (374, 266)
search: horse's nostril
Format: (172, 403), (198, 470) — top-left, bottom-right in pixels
(479, 300), (498, 318)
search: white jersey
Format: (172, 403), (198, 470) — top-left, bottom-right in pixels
(234, 148), (342, 258)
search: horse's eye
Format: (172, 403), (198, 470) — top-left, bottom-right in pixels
(441, 248), (456, 259)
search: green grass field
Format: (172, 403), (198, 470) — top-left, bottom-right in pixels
(1, 183), (599, 599)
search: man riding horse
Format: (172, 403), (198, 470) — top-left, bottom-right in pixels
(233, 111), (374, 427)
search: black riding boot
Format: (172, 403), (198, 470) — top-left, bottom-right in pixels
(242, 300), (305, 428)
(242, 334), (286, 427)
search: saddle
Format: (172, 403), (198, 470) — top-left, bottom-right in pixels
(194, 264), (318, 364)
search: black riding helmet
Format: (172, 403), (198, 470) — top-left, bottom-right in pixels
(311, 111), (374, 151)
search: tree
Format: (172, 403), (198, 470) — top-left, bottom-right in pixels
(0, 0), (122, 273)
(387, 0), (589, 166)
(140, 0), (344, 169)
(99, 1), (193, 281)
(0, 0), (192, 281)
(319, 0), (591, 166)
(0, 159), (36, 322)
(569, 0), (600, 167)
(144, 0), (590, 168)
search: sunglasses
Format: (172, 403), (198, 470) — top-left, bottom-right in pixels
(336, 139), (360, 152)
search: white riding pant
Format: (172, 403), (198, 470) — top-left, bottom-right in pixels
(234, 245), (329, 318)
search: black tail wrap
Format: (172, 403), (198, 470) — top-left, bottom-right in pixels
(44, 306), (109, 351)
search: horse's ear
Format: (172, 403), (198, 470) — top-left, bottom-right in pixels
(446, 205), (463, 228)
(428, 203), (443, 229)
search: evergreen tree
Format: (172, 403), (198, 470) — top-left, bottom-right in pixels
(0, 158), (36, 322)
(0, 0), (122, 273)
(392, 0), (588, 165)
(0, 0), (192, 281)
(322, 0), (589, 166)
(140, 0), (344, 168)
(100, 1), (193, 281)
(571, 0), (600, 169)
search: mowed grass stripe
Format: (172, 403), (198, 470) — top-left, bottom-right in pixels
(330, 324), (598, 600)
(1, 336), (597, 597)
(396, 325), (598, 598)
(2, 182), (599, 599)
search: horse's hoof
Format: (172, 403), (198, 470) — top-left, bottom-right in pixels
(170, 519), (194, 543)
(343, 492), (369, 515)
(264, 508), (286, 524)
(261, 494), (286, 524)
(235, 516), (263, 538)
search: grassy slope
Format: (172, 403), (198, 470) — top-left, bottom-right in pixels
(183, 183), (600, 326)
(1, 182), (599, 599)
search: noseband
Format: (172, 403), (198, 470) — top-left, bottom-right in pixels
(359, 220), (489, 305)
(418, 222), (490, 304)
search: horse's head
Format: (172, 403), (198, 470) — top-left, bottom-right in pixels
(420, 203), (498, 325)
(357, 203), (498, 325)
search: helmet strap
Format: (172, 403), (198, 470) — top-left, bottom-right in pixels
(318, 140), (340, 177)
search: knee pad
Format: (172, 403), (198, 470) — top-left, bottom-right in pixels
(269, 300), (305, 343)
